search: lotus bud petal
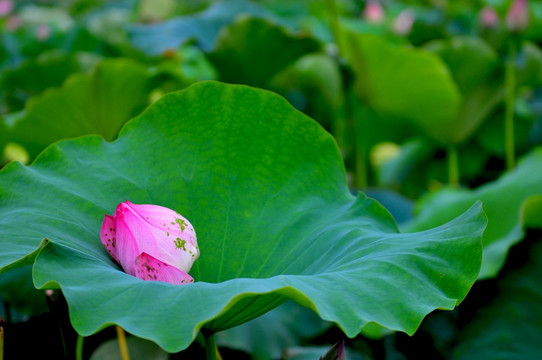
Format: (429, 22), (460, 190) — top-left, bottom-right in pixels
(35, 24), (51, 41)
(0, 0), (13, 17)
(100, 201), (199, 285)
(479, 6), (500, 29)
(364, 1), (385, 24)
(506, 0), (529, 32)
(393, 9), (415, 35)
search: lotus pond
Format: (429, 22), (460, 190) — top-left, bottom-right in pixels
(0, 0), (541, 359)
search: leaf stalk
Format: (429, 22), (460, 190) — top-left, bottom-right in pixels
(75, 334), (84, 360)
(505, 40), (517, 170)
(116, 326), (131, 360)
(448, 144), (459, 187)
(203, 332), (219, 360)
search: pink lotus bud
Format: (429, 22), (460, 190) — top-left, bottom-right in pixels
(6, 15), (21, 31)
(0, 0), (13, 17)
(393, 9), (415, 35)
(100, 201), (199, 285)
(36, 24), (51, 41)
(506, 0), (529, 32)
(364, 1), (385, 24)
(35, 24), (51, 41)
(479, 6), (500, 29)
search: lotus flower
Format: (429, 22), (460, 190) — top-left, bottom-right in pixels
(100, 201), (199, 285)
(363, 1), (385, 24)
(0, 0), (13, 17)
(393, 9), (415, 35)
(479, 6), (500, 29)
(506, 0), (529, 32)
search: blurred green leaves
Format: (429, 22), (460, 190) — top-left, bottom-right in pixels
(10, 58), (150, 160)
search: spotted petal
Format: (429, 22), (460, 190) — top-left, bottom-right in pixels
(135, 252), (194, 285)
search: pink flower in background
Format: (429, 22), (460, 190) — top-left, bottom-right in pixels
(0, 0), (13, 17)
(479, 6), (500, 29)
(35, 24), (51, 41)
(363, 1), (385, 24)
(5, 15), (20, 31)
(100, 201), (200, 285)
(393, 9), (415, 35)
(506, 0), (529, 32)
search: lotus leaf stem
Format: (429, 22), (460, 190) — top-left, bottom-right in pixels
(75, 335), (84, 360)
(116, 326), (130, 360)
(448, 144), (459, 186)
(505, 40), (517, 171)
(203, 332), (219, 360)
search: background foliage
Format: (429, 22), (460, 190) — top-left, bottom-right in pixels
(1, 0), (541, 359)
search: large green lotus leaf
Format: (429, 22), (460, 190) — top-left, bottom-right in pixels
(127, 0), (278, 54)
(454, 240), (542, 360)
(0, 82), (486, 352)
(207, 16), (320, 87)
(10, 58), (150, 160)
(403, 149), (542, 279)
(342, 32), (462, 145)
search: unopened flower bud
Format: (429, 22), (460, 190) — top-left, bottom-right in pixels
(393, 9), (415, 35)
(100, 201), (199, 285)
(364, 1), (385, 24)
(506, 0), (529, 32)
(479, 6), (500, 29)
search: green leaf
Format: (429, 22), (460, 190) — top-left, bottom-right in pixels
(516, 41), (542, 87)
(0, 117), (7, 161)
(271, 53), (343, 129)
(0, 265), (48, 319)
(342, 32), (462, 144)
(403, 148), (542, 279)
(127, 0), (277, 54)
(216, 301), (330, 359)
(90, 336), (168, 360)
(284, 345), (367, 360)
(424, 37), (504, 143)
(0, 82), (486, 352)
(424, 37), (499, 95)
(454, 241), (542, 360)
(10, 58), (150, 160)
(208, 16), (320, 87)
(0, 51), (97, 112)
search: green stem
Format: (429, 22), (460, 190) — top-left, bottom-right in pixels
(203, 332), (218, 360)
(448, 144), (459, 187)
(116, 326), (130, 360)
(505, 41), (517, 171)
(325, 0), (347, 149)
(325, 0), (344, 57)
(75, 335), (84, 360)
(353, 100), (369, 189)
(354, 140), (368, 189)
